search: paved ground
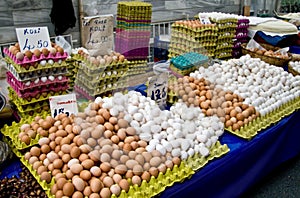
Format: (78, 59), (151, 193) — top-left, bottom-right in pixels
(242, 154), (300, 198)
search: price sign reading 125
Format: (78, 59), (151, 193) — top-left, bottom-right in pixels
(15, 27), (51, 53)
(147, 72), (168, 107)
(49, 93), (78, 118)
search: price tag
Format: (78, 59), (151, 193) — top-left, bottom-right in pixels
(147, 72), (168, 107)
(198, 14), (211, 24)
(16, 26), (51, 53)
(49, 93), (78, 118)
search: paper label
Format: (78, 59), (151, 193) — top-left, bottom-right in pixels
(16, 27), (51, 53)
(147, 72), (168, 107)
(81, 14), (114, 56)
(198, 14), (211, 24)
(49, 93), (78, 118)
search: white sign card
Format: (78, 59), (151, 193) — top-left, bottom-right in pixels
(49, 93), (78, 118)
(16, 26), (51, 53)
(198, 14), (211, 24)
(81, 14), (114, 56)
(147, 72), (168, 108)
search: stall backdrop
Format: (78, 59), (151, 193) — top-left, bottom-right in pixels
(0, 0), (242, 48)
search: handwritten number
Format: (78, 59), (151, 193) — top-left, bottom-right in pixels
(53, 108), (69, 117)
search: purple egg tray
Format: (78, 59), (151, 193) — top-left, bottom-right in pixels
(3, 48), (68, 67)
(6, 71), (69, 99)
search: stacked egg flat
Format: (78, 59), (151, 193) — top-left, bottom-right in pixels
(3, 43), (69, 119)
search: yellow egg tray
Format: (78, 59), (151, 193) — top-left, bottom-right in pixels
(1, 111), (49, 150)
(3, 136), (54, 196)
(9, 87), (67, 107)
(185, 141), (230, 171)
(4, 57), (68, 81)
(226, 96), (300, 139)
(171, 23), (218, 33)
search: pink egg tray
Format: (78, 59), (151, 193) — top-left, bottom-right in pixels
(3, 48), (68, 67)
(6, 71), (69, 99)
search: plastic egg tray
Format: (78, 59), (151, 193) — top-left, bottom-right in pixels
(2, 137), (54, 197)
(3, 47), (68, 67)
(78, 62), (128, 78)
(4, 57), (68, 81)
(225, 97), (300, 139)
(1, 111), (49, 149)
(170, 52), (208, 71)
(6, 72), (69, 98)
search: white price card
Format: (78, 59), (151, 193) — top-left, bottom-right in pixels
(16, 26), (51, 53)
(198, 14), (211, 24)
(49, 93), (78, 118)
(147, 72), (168, 108)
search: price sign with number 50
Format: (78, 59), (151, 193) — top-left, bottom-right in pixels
(16, 26), (51, 53)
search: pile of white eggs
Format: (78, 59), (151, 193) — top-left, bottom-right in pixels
(289, 61), (300, 74)
(190, 54), (300, 116)
(94, 91), (224, 160)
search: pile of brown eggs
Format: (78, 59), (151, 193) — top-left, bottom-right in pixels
(77, 50), (126, 66)
(168, 76), (259, 131)
(23, 103), (180, 198)
(8, 42), (65, 61)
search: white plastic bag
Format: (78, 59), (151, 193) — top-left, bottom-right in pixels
(55, 36), (72, 56)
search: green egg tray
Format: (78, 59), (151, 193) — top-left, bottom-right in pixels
(226, 97), (300, 140)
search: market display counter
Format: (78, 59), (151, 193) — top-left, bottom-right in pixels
(160, 110), (300, 198)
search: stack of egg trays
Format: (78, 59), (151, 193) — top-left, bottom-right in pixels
(74, 58), (129, 99)
(8, 87), (67, 117)
(209, 17), (237, 59)
(168, 22), (218, 58)
(65, 57), (80, 91)
(115, 1), (152, 60)
(6, 71), (69, 99)
(126, 59), (149, 76)
(3, 47), (69, 119)
(232, 18), (250, 58)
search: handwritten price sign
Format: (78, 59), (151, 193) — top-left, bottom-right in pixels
(49, 93), (78, 118)
(16, 27), (51, 53)
(147, 72), (168, 108)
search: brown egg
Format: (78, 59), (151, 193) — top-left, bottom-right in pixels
(37, 165), (48, 175)
(41, 48), (49, 56)
(118, 179), (129, 191)
(30, 146), (41, 156)
(72, 177), (85, 191)
(53, 158), (63, 169)
(63, 182), (75, 196)
(55, 190), (64, 198)
(100, 162), (111, 172)
(141, 171), (151, 182)
(72, 191), (84, 198)
(80, 170), (92, 181)
(21, 135), (31, 145)
(70, 163), (83, 174)
(132, 175), (142, 186)
(102, 176), (114, 188)
(90, 178), (103, 193)
(100, 187), (111, 198)
(24, 50), (33, 59)
(70, 146), (81, 158)
(40, 171), (51, 183)
(149, 167), (159, 177)
(110, 184), (121, 196)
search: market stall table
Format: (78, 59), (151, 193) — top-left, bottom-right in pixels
(159, 110), (300, 198)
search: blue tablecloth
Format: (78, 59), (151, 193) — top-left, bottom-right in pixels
(160, 110), (300, 198)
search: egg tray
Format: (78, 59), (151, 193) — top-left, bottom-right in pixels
(8, 86), (67, 106)
(3, 47), (68, 67)
(6, 72), (69, 99)
(3, 136), (54, 196)
(116, 28), (151, 39)
(185, 141), (230, 171)
(288, 64), (300, 76)
(75, 78), (128, 97)
(4, 59), (68, 82)
(225, 97), (300, 139)
(1, 111), (49, 150)
(170, 52), (209, 70)
(171, 23), (218, 32)
(77, 66), (128, 83)
(6, 71), (68, 90)
(10, 99), (50, 115)
(76, 74), (127, 89)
